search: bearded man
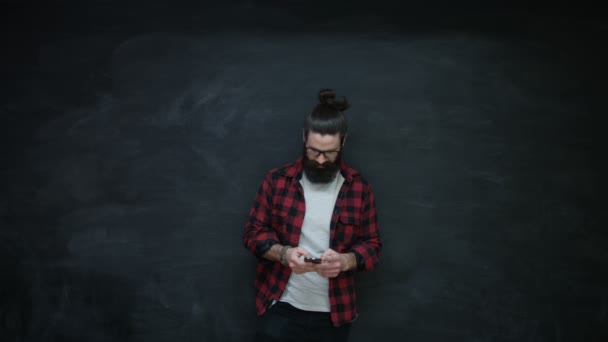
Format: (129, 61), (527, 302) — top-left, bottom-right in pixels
(243, 88), (382, 342)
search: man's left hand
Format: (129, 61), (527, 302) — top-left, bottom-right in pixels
(314, 249), (353, 278)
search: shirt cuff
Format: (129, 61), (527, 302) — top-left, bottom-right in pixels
(256, 239), (279, 258)
(350, 250), (365, 271)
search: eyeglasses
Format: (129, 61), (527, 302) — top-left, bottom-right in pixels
(305, 146), (341, 159)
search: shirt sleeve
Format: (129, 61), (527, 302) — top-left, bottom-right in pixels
(243, 173), (280, 258)
(350, 183), (382, 271)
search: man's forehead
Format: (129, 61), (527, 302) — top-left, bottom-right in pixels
(306, 132), (341, 148)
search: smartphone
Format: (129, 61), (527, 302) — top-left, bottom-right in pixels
(304, 257), (322, 264)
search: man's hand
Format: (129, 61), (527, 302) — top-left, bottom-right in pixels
(314, 249), (357, 278)
(285, 247), (317, 274)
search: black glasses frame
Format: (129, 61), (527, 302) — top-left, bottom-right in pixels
(305, 146), (341, 159)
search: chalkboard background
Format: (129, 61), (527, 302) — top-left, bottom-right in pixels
(1, 1), (606, 341)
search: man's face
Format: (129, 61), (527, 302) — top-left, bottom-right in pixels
(302, 131), (343, 183)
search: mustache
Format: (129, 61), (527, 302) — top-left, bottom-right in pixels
(306, 160), (334, 168)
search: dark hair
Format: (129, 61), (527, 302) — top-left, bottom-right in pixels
(304, 88), (350, 141)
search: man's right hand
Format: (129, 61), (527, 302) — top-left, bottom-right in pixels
(285, 247), (317, 274)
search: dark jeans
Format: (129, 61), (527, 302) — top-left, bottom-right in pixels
(253, 301), (351, 342)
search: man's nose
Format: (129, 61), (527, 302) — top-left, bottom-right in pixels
(316, 154), (327, 164)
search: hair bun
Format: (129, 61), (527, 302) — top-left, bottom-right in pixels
(318, 88), (350, 112)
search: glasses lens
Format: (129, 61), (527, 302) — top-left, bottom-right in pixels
(306, 147), (320, 158)
(324, 151), (339, 159)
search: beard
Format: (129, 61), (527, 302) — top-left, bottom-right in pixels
(302, 147), (341, 184)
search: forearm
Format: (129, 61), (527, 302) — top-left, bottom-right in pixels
(340, 252), (357, 272)
(262, 243), (285, 262)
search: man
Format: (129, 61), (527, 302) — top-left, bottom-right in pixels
(243, 89), (382, 342)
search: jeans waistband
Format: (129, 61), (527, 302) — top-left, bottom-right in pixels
(273, 301), (331, 319)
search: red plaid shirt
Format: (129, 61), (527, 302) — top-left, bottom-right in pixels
(243, 157), (382, 326)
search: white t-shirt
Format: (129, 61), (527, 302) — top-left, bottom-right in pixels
(280, 170), (345, 312)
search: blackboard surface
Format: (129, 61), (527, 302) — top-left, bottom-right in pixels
(1, 1), (606, 341)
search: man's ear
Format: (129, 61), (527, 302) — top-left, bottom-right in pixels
(302, 129), (307, 143)
(341, 133), (348, 147)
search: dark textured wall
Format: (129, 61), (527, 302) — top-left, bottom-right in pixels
(1, 1), (606, 341)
